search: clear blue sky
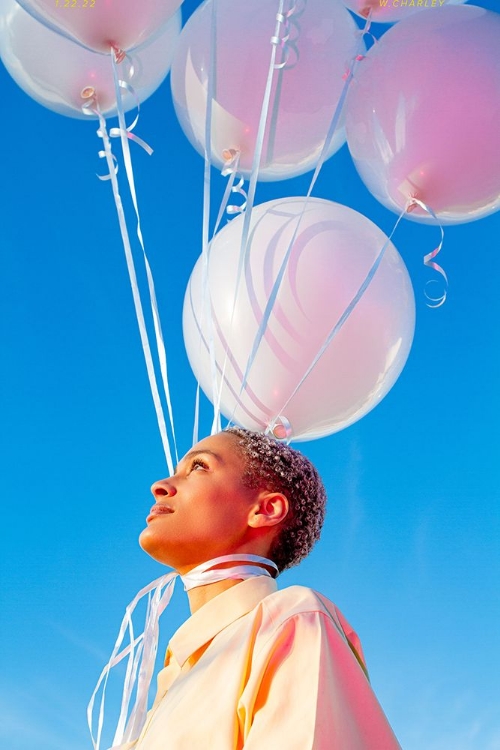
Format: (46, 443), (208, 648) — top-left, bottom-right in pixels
(1, 2), (499, 749)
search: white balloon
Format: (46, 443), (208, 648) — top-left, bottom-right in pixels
(171, 0), (361, 181)
(183, 198), (415, 441)
(14, 0), (183, 55)
(0, 0), (181, 119)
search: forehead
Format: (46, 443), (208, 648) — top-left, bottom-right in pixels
(185, 432), (244, 466)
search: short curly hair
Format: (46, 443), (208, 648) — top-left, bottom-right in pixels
(225, 427), (326, 573)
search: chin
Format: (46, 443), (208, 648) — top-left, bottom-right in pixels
(139, 528), (177, 568)
(138, 526), (160, 557)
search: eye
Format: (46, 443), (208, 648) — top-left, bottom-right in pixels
(190, 457), (209, 472)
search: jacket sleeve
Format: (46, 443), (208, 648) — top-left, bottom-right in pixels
(237, 610), (401, 750)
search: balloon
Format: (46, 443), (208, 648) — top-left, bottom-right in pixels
(342, 0), (467, 25)
(345, 5), (500, 224)
(183, 198), (415, 441)
(0, 0), (181, 119)
(14, 0), (182, 55)
(170, 0), (361, 181)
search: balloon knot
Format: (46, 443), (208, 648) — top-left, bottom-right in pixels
(406, 200), (420, 214)
(111, 45), (126, 64)
(81, 86), (96, 100)
(222, 148), (238, 162)
(267, 416), (293, 442)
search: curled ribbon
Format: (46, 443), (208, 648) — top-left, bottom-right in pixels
(109, 78), (154, 156)
(272, 0), (306, 71)
(81, 95), (120, 180)
(406, 198), (447, 308)
(96, 150), (118, 181)
(221, 149), (248, 217)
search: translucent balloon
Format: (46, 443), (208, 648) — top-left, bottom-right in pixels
(342, 0), (467, 25)
(171, 0), (361, 181)
(0, 0), (181, 119)
(183, 198), (415, 441)
(345, 5), (500, 224)
(14, 0), (182, 54)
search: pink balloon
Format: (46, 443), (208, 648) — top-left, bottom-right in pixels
(14, 0), (182, 54)
(345, 5), (500, 224)
(0, 0), (181, 118)
(183, 198), (415, 441)
(171, 0), (361, 181)
(342, 0), (467, 25)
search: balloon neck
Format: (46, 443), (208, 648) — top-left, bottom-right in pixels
(267, 416), (293, 442)
(222, 148), (239, 163)
(111, 44), (126, 64)
(81, 86), (96, 100)
(361, 3), (375, 18)
(406, 200), (421, 214)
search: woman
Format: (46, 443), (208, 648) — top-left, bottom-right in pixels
(95, 428), (401, 749)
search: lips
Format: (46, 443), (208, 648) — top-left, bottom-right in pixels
(147, 504), (174, 522)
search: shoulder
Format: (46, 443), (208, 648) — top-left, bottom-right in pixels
(255, 584), (368, 676)
(258, 584), (342, 630)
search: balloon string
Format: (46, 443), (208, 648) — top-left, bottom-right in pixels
(186, 277), (275, 427)
(273, 203), (410, 428)
(407, 198), (447, 308)
(266, 0), (305, 164)
(197, 0), (223, 437)
(110, 53), (178, 471)
(227, 12), (371, 428)
(82, 95), (175, 476)
(306, 13), (370, 199)
(210, 149), (248, 432)
(231, 0), (289, 310)
(205, 151), (248, 436)
(192, 382), (201, 446)
(215, 0), (290, 429)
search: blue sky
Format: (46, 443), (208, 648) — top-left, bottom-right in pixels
(1, 1), (499, 749)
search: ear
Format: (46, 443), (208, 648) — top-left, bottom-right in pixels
(248, 491), (289, 529)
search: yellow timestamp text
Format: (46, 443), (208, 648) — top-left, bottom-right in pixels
(55, 0), (96, 7)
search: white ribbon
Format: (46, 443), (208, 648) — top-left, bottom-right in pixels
(110, 54), (179, 471)
(88, 554), (277, 750)
(228, 15), (371, 430)
(81, 94), (176, 476)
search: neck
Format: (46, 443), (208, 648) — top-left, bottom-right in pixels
(187, 577), (243, 613)
(179, 554), (278, 614)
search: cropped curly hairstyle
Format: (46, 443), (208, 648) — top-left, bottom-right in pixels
(225, 427), (327, 573)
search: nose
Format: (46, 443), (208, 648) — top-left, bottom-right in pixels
(150, 478), (177, 500)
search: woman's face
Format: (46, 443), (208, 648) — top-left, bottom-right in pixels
(139, 432), (266, 573)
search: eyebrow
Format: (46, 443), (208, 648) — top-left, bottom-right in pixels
(173, 449), (222, 475)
